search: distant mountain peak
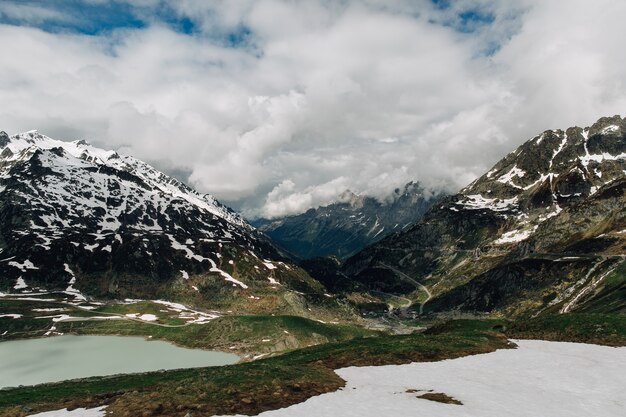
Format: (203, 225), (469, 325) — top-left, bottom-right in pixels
(254, 181), (444, 259)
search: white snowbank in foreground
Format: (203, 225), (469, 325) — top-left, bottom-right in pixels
(214, 340), (626, 417)
(28, 406), (107, 417)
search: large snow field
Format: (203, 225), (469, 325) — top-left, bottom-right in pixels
(214, 339), (626, 417)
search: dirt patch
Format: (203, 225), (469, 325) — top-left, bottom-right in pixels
(417, 392), (463, 405)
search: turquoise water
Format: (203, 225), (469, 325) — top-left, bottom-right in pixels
(0, 335), (239, 389)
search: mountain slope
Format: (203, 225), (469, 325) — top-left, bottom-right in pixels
(343, 115), (626, 317)
(0, 131), (325, 311)
(253, 182), (443, 260)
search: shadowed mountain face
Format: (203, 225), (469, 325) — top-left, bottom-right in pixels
(0, 131), (324, 303)
(343, 115), (626, 317)
(253, 182), (444, 260)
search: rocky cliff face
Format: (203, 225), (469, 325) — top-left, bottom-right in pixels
(343, 115), (626, 316)
(253, 182), (443, 260)
(0, 131), (323, 305)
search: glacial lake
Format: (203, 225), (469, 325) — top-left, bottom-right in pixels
(0, 335), (239, 389)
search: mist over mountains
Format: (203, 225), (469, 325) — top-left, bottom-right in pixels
(253, 182), (444, 259)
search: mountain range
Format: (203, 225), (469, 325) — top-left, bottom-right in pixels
(0, 130), (328, 315)
(343, 115), (626, 316)
(1, 115), (624, 319)
(253, 182), (443, 260)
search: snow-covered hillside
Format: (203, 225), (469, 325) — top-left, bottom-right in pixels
(1, 130), (248, 229)
(0, 130), (301, 299)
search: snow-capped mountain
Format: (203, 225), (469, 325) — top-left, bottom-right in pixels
(0, 130), (320, 301)
(343, 115), (626, 316)
(253, 182), (443, 260)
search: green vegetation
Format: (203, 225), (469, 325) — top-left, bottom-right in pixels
(2, 294), (625, 417)
(0, 321), (509, 417)
(508, 313), (626, 346)
(55, 314), (376, 354)
(0, 298), (374, 354)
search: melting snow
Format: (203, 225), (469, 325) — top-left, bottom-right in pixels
(494, 229), (534, 244)
(485, 167), (498, 179)
(601, 125), (620, 134)
(124, 313), (158, 322)
(84, 243), (99, 252)
(8, 260), (39, 272)
(63, 264), (86, 301)
(458, 195), (518, 212)
(153, 300), (219, 323)
(139, 314), (158, 321)
(268, 277), (280, 285)
(535, 132), (545, 145)
(496, 165), (526, 185)
(211, 265), (248, 289)
(580, 152), (626, 167)
(215, 340), (626, 417)
(0, 314), (22, 319)
(263, 261), (277, 270)
(549, 131), (569, 169)
(13, 277), (27, 290)
(26, 406), (108, 417)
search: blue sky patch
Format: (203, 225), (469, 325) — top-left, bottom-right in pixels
(0, 0), (147, 35)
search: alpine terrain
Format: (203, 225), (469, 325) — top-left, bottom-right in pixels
(0, 130), (330, 313)
(254, 182), (442, 259)
(344, 115), (626, 317)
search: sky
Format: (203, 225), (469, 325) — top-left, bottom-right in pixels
(0, 0), (625, 219)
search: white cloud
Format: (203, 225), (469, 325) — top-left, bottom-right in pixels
(0, 2), (71, 25)
(0, 0), (625, 219)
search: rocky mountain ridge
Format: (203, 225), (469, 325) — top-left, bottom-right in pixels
(253, 182), (443, 259)
(0, 131), (325, 311)
(343, 115), (626, 317)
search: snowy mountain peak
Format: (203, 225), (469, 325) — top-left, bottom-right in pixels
(255, 181), (443, 259)
(1, 130), (249, 229)
(459, 115), (626, 218)
(0, 129), (305, 300)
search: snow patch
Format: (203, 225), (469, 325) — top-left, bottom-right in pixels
(263, 261), (277, 270)
(601, 125), (620, 134)
(8, 260), (39, 272)
(13, 277), (27, 290)
(549, 131), (569, 169)
(138, 314), (158, 322)
(496, 165), (526, 185)
(494, 228), (534, 244)
(63, 264), (86, 301)
(458, 195), (518, 212)
(26, 406), (107, 417)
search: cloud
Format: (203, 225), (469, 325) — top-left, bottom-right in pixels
(0, 2), (70, 25)
(0, 0), (625, 219)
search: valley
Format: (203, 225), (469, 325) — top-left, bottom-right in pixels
(0, 115), (625, 417)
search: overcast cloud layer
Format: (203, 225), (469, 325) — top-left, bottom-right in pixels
(1, 0), (625, 218)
